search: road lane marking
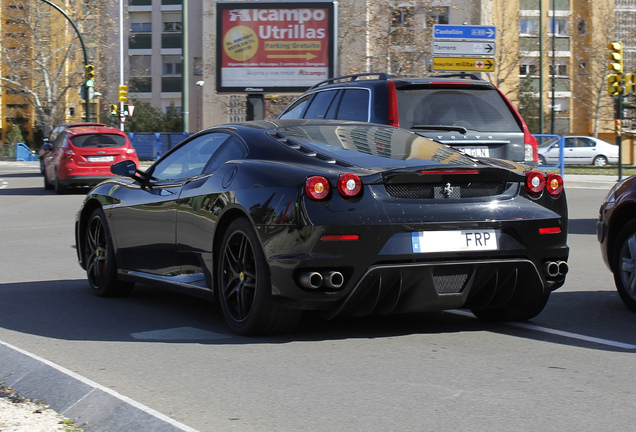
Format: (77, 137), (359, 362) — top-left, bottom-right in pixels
(0, 179), (7, 189)
(449, 310), (636, 349)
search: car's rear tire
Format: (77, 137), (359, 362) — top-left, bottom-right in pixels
(470, 288), (550, 322)
(84, 208), (134, 297)
(593, 155), (608, 167)
(612, 220), (636, 312)
(217, 218), (301, 335)
(43, 174), (53, 190)
(54, 171), (67, 194)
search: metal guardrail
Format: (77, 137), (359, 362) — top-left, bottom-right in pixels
(15, 143), (38, 162)
(533, 134), (565, 178)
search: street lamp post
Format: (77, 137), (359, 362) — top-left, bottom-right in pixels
(196, 81), (204, 132)
(40, 0), (91, 121)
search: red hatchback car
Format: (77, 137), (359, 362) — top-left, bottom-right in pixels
(42, 125), (139, 193)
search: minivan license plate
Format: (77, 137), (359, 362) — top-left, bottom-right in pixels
(411, 230), (497, 253)
(457, 147), (489, 158)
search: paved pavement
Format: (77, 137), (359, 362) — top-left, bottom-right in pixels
(0, 160), (626, 431)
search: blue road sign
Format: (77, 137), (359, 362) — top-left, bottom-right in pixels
(433, 25), (496, 40)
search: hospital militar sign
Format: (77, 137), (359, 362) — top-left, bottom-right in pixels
(216, 1), (337, 93)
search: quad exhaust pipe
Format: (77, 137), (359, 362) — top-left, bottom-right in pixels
(299, 271), (345, 290)
(544, 260), (568, 278)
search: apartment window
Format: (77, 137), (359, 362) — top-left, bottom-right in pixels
(130, 12), (151, 32)
(193, 57), (203, 76)
(391, 6), (413, 28)
(163, 12), (182, 32)
(520, 63), (538, 76)
(428, 6), (449, 25)
(549, 18), (568, 36)
(577, 19), (587, 35)
(130, 55), (151, 76)
(579, 61), (587, 76)
(519, 17), (539, 36)
(163, 55), (182, 76)
(549, 63), (567, 76)
(131, 22), (151, 32)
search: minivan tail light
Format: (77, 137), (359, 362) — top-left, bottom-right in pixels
(387, 80), (399, 127)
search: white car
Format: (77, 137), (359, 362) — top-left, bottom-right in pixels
(538, 136), (619, 166)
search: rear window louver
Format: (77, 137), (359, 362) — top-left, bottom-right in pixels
(268, 132), (354, 168)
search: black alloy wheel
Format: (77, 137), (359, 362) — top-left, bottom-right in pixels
(613, 220), (636, 312)
(218, 218), (301, 335)
(84, 208), (134, 297)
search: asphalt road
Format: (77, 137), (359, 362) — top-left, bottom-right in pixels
(1, 161), (636, 431)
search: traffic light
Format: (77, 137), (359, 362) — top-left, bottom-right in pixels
(608, 42), (624, 73)
(625, 73), (635, 95)
(85, 64), (95, 87)
(110, 104), (118, 116)
(608, 74), (623, 96)
(118, 84), (128, 102)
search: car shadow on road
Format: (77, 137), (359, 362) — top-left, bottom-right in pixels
(1, 279), (635, 352)
(568, 218), (597, 235)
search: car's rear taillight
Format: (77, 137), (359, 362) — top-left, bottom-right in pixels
(524, 130), (539, 163)
(337, 173), (362, 197)
(525, 171), (545, 194)
(126, 148), (137, 154)
(387, 80), (399, 127)
(63, 149), (75, 159)
(546, 173), (564, 196)
(305, 176), (330, 200)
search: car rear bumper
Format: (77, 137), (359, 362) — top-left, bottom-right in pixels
(59, 175), (115, 188)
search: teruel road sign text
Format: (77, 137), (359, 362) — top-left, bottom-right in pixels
(432, 57), (495, 72)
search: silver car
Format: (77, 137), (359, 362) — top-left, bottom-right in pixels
(538, 136), (619, 166)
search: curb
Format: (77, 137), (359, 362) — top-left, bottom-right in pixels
(0, 341), (198, 432)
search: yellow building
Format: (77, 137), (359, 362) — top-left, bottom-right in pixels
(0, 0), (100, 148)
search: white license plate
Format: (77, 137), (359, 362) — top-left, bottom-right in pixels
(411, 230), (497, 253)
(88, 156), (114, 162)
(457, 147), (489, 158)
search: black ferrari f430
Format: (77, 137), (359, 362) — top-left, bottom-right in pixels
(75, 120), (569, 335)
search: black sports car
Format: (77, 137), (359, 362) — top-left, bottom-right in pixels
(75, 120), (569, 335)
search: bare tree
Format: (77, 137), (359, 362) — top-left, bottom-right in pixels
(0, 0), (109, 140)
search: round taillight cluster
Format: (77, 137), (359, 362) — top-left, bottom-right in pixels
(306, 174), (362, 200)
(525, 171), (563, 196)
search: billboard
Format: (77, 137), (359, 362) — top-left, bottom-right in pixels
(216, 1), (337, 93)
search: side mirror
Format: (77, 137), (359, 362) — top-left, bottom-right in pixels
(111, 160), (137, 177)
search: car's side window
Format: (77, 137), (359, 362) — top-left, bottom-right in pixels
(564, 138), (575, 148)
(151, 132), (232, 181)
(335, 89), (370, 122)
(278, 95), (312, 119)
(579, 138), (594, 148)
(53, 132), (66, 149)
(203, 137), (247, 173)
(303, 90), (339, 119)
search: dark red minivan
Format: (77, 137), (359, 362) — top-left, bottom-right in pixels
(42, 125), (139, 193)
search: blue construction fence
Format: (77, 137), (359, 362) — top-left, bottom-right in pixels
(127, 132), (191, 160)
(15, 143), (38, 161)
(12, 133), (191, 162)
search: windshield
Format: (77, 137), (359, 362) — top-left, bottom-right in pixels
(397, 88), (521, 133)
(277, 124), (477, 168)
(70, 134), (127, 148)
